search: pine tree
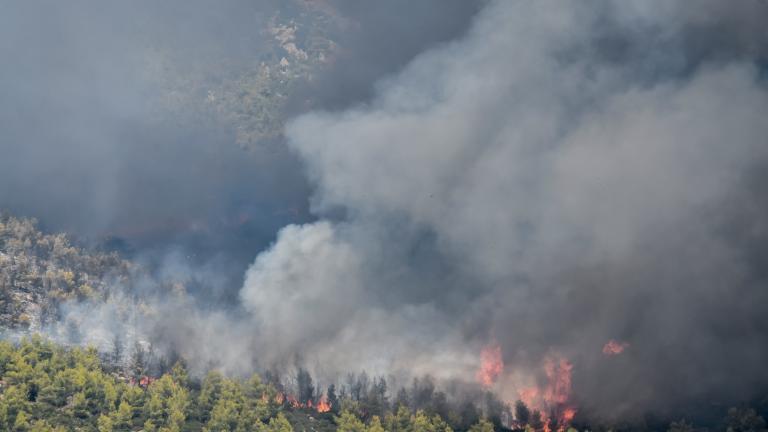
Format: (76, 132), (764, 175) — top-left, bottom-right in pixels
(469, 418), (494, 432)
(110, 334), (123, 369)
(296, 368), (315, 405)
(129, 342), (146, 382)
(336, 410), (366, 432)
(515, 400), (530, 425)
(327, 384), (340, 414)
(368, 416), (386, 432)
(265, 412), (293, 432)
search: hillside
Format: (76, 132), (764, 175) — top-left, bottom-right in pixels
(0, 213), (131, 332)
(0, 336), (500, 432)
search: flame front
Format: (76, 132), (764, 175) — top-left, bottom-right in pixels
(476, 343), (504, 388)
(274, 392), (332, 413)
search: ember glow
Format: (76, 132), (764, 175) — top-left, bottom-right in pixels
(602, 339), (630, 356)
(476, 343), (504, 388)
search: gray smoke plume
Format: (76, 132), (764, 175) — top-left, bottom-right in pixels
(0, 0), (486, 386)
(0, 0), (481, 297)
(237, 0), (768, 419)
(3, 0), (768, 421)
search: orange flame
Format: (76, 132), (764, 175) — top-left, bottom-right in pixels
(287, 394), (300, 408)
(519, 386), (539, 409)
(602, 339), (629, 356)
(275, 392), (332, 413)
(516, 354), (577, 431)
(476, 343), (504, 388)
(562, 407), (577, 423)
(315, 395), (332, 413)
(543, 356), (573, 405)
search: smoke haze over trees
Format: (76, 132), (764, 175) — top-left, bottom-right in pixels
(1, 0), (768, 430)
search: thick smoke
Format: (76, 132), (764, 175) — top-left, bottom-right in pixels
(0, 0), (481, 297)
(3, 0), (768, 421)
(0, 0), (485, 384)
(237, 0), (768, 418)
(0, 1), (314, 300)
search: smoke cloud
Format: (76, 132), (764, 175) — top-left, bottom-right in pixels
(0, 0), (481, 297)
(237, 0), (768, 418)
(3, 0), (768, 421)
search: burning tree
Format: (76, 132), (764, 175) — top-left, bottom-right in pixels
(297, 367), (315, 406)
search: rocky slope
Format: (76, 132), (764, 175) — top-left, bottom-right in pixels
(0, 213), (130, 332)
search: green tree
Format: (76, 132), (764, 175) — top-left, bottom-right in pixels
(243, 374), (272, 421)
(296, 368), (315, 405)
(264, 412), (293, 432)
(385, 406), (413, 432)
(411, 410), (453, 432)
(14, 410), (30, 432)
(468, 418), (494, 432)
(367, 416), (386, 432)
(203, 379), (247, 432)
(97, 414), (114, 432)
(204, 397), (241, 432)
(198, 371), (225, 423)
(28, 420), (66, 432)
(170, 361), (189, 388)
(327, 384), (340, 414)
(129, 342), (146, 382)
(144, 375), (189, 431)
(111, 400), (134, 431)
(336, 410), (367, 432)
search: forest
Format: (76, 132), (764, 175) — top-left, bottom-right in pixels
(0, 335), (493, 432)
(2, 1), (768, 431)
(2, 215), (768, 432)
(0, 336), (766, 432)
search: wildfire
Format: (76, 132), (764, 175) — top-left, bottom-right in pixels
(602, 339), (629, 356)
(543, 356), (573, 405)
(519, 386), (539, 408)
(286, 394), (300, 408)
(562, 407), (577, 423)
(476, 343), (504, 388)
(129, 375), (156, 389)
(315, 395), (332, 413)
(515, 354), (577, 432)
(274, 392), (332, 413)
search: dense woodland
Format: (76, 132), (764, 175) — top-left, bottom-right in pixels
(0, 337), (767, 432)
(1, 215), (768, 432)
(0, 336), (498, 432)
(0, 213), (131, 331)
